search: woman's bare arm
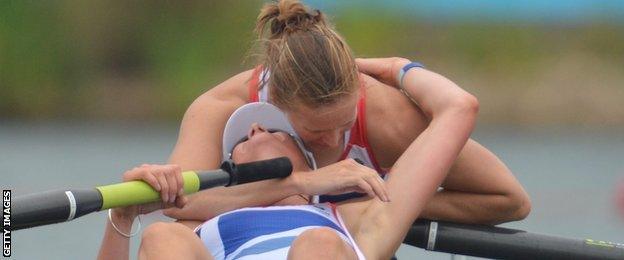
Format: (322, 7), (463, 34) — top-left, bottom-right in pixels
(354, 58), (478, 259)
(164, 159), (390, 221)
(168, 70), (251, 169)
(361, 58), (530, 225)
(164, 67), (390, 221)
(97, 210), (135, 260)
(98, 165), (187, 260)
(420, 139), (531, 225)
(165, 69), (307, 220)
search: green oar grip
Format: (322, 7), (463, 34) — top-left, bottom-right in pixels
(96, 171), (200, 210)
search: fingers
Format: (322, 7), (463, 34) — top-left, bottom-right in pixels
(138, 194), (185, 216)
(356, 57), (411, 87)
(163, 205), (189, 220)
(122, 164), (184, 204)
(162, 164), (184, 204)
(156, 171), (170, 203)
(355, 58), (388, 78)
(174, 195), (188, 209)
(360, 171), (389, 202)
(355, 179), (375, 198)
(162, 207), (180, 219)
(119, 164), (187, 219)
(355, 58), (374, 74)
(123, 167), (161, 191)
(163, 167), (178, 204)
(173, 165), (185, 197)
(367, 173), (390, 202)
(344, 159), (390, 202)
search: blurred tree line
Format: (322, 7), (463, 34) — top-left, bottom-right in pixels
(1, 1), (623, 125)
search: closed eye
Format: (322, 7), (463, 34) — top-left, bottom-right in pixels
(232, 129), (287, 150)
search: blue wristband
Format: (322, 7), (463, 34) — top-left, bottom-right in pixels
(397, 62), (425, 88)
(397, 61), (424, 104)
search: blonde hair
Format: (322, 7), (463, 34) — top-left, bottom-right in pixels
(254, 0), (359, 109)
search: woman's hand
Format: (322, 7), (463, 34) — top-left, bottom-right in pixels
(294, 159), (390, 202)
(356, 57), (410, 87)
(111, 164), (187, 222)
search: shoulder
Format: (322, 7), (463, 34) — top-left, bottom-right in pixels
(183, 69), (256, 122)
(361, 74), (429, 168)
(169, 69), (255, 169)
(193, 69), (254, 108)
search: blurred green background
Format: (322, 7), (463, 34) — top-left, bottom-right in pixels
(2, 0), (623, 125)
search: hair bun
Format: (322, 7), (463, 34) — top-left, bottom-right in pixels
(256, 0), (324, 38)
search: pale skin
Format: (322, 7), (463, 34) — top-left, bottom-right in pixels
(97, 127), (390, 260)
(225, 105), (482, 259)
(167, 57), (530, 224)
(97, 58), (531, 259)
(98, 60), (483, 259)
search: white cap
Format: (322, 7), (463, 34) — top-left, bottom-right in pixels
(222, 102), (316, 169)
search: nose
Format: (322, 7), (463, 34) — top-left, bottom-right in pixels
(247, 123), (267, 139)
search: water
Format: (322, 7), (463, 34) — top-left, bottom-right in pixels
(2, 122), (623, 259)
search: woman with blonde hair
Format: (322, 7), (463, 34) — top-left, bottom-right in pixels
(99, 0), (530, 259)
(99, 100), (470, 259)
(163, 0), (529, 223)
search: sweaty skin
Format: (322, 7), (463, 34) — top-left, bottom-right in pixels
(123, 60), (482, 259)
(168, 58), (530, 225)
(98, 125), (390, 260)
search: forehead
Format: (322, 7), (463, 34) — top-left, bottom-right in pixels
(287, 92), (359, 129)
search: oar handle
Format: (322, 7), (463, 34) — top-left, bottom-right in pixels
(220, 156), (293, 186)
(11, 157), (293, 231)
(97, 157), (293, 209)
(96, 171), (202, 210)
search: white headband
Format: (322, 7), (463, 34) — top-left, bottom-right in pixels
(222, 102), (317, 170)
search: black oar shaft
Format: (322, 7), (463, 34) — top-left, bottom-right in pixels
(11, 189), (102, 230)
(405, 220), (624, 260)
(11, 157), (293, 231)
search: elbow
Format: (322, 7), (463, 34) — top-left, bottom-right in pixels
(507, 177), (532, 221)
(486, 192), (531, 225)
(506, 191), (532, 222)
(514, 193), (532, 220)
(454, 92), (480, 117)
(442, 92), (479, 126)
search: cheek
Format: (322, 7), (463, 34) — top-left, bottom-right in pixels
(231, 144), (253, 164)
(296, 127), (323, 142)
(295, 132), (318, 146)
